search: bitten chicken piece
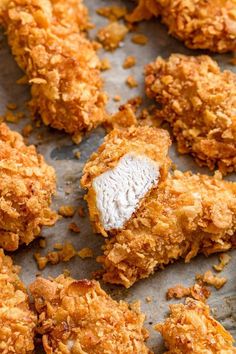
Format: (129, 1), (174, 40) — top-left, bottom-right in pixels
(145, 54), (236, 174)
(0, 123), (57, 251)
(128, 0), (236, 53)
(156, 298), (236, 353)
(30, 275), (151, 354)
(0, 249), (37, 354)
(0, 0), (107, 143)
(81, 126), (171, 236)
(98, 170), (236, 288)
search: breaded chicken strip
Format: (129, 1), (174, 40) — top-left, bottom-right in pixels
(81, 126), (171, 236)
(30, 275), (151, 354)
(0, 249), (37, 353)
(0, 0), (107, 143)
(128, 0), (236, 53)
(145, 54), (236, 174)
(156, 298), (236, 353)
(0, 123), (57, 251)
(98, 170), (236, 288)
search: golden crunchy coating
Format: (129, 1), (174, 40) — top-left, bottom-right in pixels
(145, 54), (236, 174)
(81, 126), (171, 235)
(98, 170), (236, 288)
(0, 249), (37, 353)
(0, 123), (57, 251)
(156, 298), (236, 353)
(30, 275), (151, 354)
(0, 0), (107, 142)
(128, 0), (236, 53)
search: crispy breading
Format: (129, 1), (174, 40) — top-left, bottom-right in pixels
(0, 0), (107, 142)
(0, 249), (37, 353)
(145, 54), (236, 174)
(30, 275), (151, 354)
(128, 0), (236, 53)
(156, 298), (236, 353)
(0, 123), (57, 251)
(81, 126), (171, 236)
(98, 170), (236, 288)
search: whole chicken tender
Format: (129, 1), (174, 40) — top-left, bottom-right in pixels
(0, 0), (107, 143)
(156, 298), (236, 353)
(98, 170), (236, 288)
(0, 249), (37, 354)
(128, 0), (236, 53)
(30, 275), (152, 354)
(81, 126), (171, 236)
(145, 54), (236, 174)
(0, 123), (57, 251)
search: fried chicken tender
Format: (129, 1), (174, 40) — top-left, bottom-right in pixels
(0, 0), (107, 142)
(30, 275), (151, 354)
(145, 54), (236, 174)
(156, 298), (236, 353)
(0, 123), (57, 251)
(128, 0), (236, 53)
(0, 249), (37, 353)
(98, 170), (236, 288)
(81, 126), (171, 236)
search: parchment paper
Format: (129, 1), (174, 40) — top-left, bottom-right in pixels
(0, 0), (236, 352)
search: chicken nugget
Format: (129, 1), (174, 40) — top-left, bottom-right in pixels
(156, 298), (236, 353)
(128, 0), (236, 53)
(0, 0), (107, 143)
(81, 126), (171, 236)
(98, 170), (236, 287)
(0, 249), (37, 353)
(145, 54), (236, 174)
(0, 123), (57, 251)
(29, 275), (151, 354)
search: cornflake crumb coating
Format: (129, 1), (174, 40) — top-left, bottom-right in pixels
(0, 249), (37, 354)
(156, 298), (236, 353)
(0, 123), (57, 251)
(0, 0), (107, 142)
(98, 170), (236, 288)
(128, 0), (236, 53)
(30, 275), (152, 354)
(145, 54), (236, 174)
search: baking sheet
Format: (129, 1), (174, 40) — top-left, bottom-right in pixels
(0, 0), (236, 352)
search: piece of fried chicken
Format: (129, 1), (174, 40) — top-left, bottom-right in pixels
(0, 123), (57, 251)
(0, 249), (37, 354)
(145, 54), (236, 174)
(128, 0), (236, 53)
(0, 0), (107, 143)
(30, 275), (151, 354)
(81, 126), (171, 236)
(98, 170), (236, 288)
(156, 298), (236, 353)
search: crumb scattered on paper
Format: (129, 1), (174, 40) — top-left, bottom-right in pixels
(213, 253), (231, 272)
(166, 283), (211, 302)
(97, 22), (129, 51)
(69, 222), (81, 233)
(58, 205), (75, 217)
(126, 75), (138, 88)
(196, 270), (227, 290)
(100, 57), (111, 71)
(123, 55), (136, 69)
(78, 247), (93, 259)
(106, 103), (137, 130)
(96, 6), (127, 21)
(132, 34), (148, 45)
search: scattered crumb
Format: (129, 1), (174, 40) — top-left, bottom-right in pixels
(39, 238), (46, 249)
(100, 57), (111, 71)
(123, 56), (136, 69)
(196, 270), (227, 290)
(213, 253), (231, 272)
(78, 247), (93, 259)
(53, 243), (63, 250)
(96, 6), (127, 21)
(69, 222), (81, 233)
(113, 95), (121, 102)
(131, 34), (148, 45)
(106, 103), (137, 131)
(126, 75), (138, 88)
(97, 22), (129, 51)
(58, 205), (75, 217)
(6, 102), (17, 110)
(74, 151), (81, 159)
(34, 253), (48, 270)
(145, 296), (152, 303)
(127, 96), (143, 111)
(139, 106), (162, 127)
(72, 133), (83, 145)
(166, 283), (211, 302)
(78, 206), (86, 217)
(22, 124), (33, 137)
(16, 75), (28, 84)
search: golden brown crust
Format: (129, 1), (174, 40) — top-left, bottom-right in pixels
(156, 298), (236, 353)
(128, 0), (236, 53)
(98, 170), (236, 288)
(81, 126), (171, 235)
(0, 249), (37, 353)
(30, 275), (152, 354)
(0, 123), (57, 251)
(145, 54), (236, 174)
(0, 0), (107, 141)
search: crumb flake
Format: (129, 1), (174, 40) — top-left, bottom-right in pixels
(58, 205), (75, 217)
(132, 34), (148, 45)
(78, 247), (93, 259)
(126, 75), (138, 88)
(97, 22), (129, 51)
(197, 270), (227, 289)
(213, 253), (231, 272)
(123, 56), (136, 69)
